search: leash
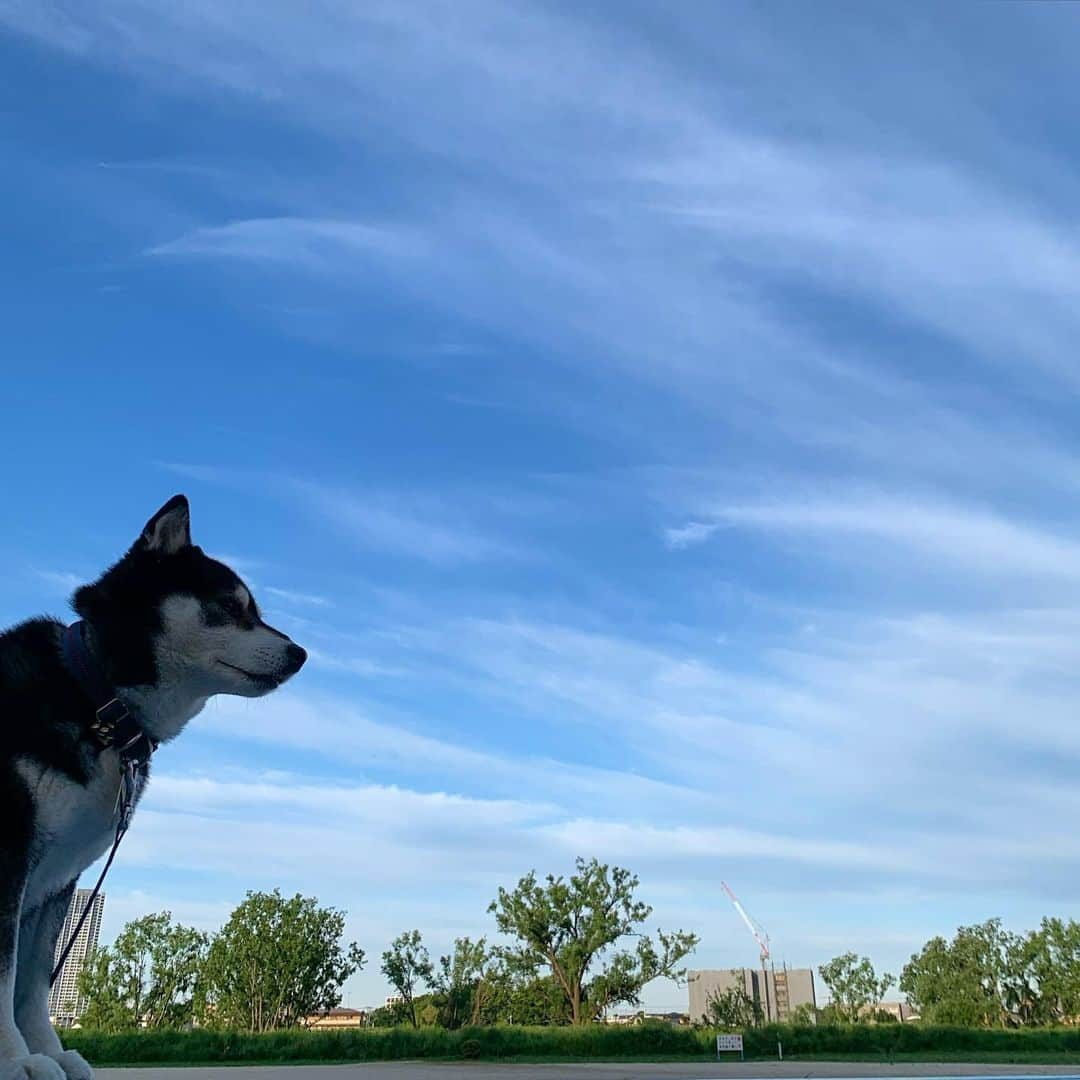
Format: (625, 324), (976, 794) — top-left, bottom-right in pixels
(49, 797), (130, 987)
(50, 622), (156, 988)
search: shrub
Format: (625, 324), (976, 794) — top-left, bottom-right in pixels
(59, 1022), (1080, 1066)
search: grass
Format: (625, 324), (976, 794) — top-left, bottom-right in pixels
(57, 1022), (1080, 1067)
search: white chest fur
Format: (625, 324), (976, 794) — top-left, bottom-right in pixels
(16, 754), (138, 912)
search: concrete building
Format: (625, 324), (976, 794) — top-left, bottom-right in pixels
(687, 967), (816, 1025)
(48, 889), (105, 1027)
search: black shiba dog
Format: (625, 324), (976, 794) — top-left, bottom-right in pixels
(0, 496), (305, 1080)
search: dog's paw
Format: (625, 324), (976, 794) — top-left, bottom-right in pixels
(48, 1051), (92, 1080)
(0, 1053), (68, 1080)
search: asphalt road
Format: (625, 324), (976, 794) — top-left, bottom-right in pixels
(95, 1065), (1080, 1080)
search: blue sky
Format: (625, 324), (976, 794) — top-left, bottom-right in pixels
(4, 0), (1080, 1012)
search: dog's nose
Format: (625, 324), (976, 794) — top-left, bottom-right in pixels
(285, 643), (307, 675)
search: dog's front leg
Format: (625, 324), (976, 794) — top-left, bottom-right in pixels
(15, 885), (91, 1080)
(0, 788), (64, 1080)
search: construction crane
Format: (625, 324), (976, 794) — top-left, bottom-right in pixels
(721, 881), (770, 965)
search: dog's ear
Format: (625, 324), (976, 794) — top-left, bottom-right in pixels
(139, 494), (191, 555)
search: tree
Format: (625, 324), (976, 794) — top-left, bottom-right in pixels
(199, 890), (364, 1031)
(368, 1001), (411, 1027)
(77, 912), (208, 1031)
(996, 917), (1080, 1027)
(705, 975), (763, 1029)
(900, 919), (1017, 1027)
(381, 930), (435, 1028)
(488, 857), (699, 1025)
(818, 952), (895, 1023)
(459, 952), (570, 1027)
(483, 971), (574, 1026)
(430, 937), (497, 1029)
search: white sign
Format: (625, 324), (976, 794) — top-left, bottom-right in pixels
(716, 1034), (744, 1053)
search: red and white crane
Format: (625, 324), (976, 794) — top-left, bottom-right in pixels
(721, 881), (770, 966)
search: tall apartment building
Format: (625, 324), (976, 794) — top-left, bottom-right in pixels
(687, 967), (816, 1025)
(48, 889), (105, 1027)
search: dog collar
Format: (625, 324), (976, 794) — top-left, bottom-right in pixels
(61, 621), (157, 767)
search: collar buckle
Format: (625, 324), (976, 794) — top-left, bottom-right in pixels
(90, 698), (128, 746)
(63, 623), (156, 767)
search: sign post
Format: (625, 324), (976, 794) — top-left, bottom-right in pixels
(716, 1033), (744, 1062)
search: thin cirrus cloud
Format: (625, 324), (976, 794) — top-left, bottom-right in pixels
(147, 218), (424, 270)
(11, 0), (1076, 472)
(157, 463), (530, 567)
(33, 568), (83, 593)
(715, 495), (1080, 582)
(289, 481), (532, 566)
(262, 586), (332, 608)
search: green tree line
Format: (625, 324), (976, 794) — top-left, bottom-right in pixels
(721, 917), (1080, 1030)
(900, 917), (1080, 1027)
(76, 858), (698, 1032)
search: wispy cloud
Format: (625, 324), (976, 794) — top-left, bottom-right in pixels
(148, 218), (423, 271)
(33, 568), (82, 594)
(663, 521), (721, 550)
(645, 143), (1080, 388)
(718, 493), (1080, 583)
(263, 585), (331, 608)
(304, 647), (400, 679)
(291, 480), (530, 565)
(12, 0), (1080, 478)
(155, 462), (532, 567)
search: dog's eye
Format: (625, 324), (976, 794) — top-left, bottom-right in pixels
(204, 596), (246, 625)
(223, 597), (246, 618)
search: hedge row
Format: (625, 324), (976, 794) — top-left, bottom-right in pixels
(62, 1024), (715, 1064)
(60, 1022), (1080, 1065)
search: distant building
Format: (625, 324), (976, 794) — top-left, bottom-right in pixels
(305, 1007), (366, 1030)
(602, 1011), (688, 1027)
(48, 889), (105, 1027)
(861, 1000), (917, 1023)
(687, 968), (816, 1025)
(644, 1011), (689, 1026)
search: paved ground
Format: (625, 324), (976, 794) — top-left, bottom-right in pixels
(96, 1065), (1080, 1080)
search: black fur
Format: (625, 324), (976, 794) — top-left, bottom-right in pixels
(0, 620), (97, 786)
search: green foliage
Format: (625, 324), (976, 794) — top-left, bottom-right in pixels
(819, 952), (895, 1023)
(494, 974), (574, 1026)
(1006, 917), (1080, 1026)
(738, 1020), (1080, 1058)
(705, 974), (763, 1029)
(367, 1002), (410, 1028)
(380, 930), (434, 1029)
(77, 913), (208, 1031)
(199, 889), (364, 1032)
(61, 1022), (718, 1064)
(430, 937), (495, 1029)
(59, 1022), (1080, 1066)
(900, 916), (1080, 1028)
(788, 1002), (819, 1026)
(900, 918), (1019, 1027)
(488, 856), (699, 1024)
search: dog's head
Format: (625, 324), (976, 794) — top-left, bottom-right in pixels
(74, 495), (307, 716)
